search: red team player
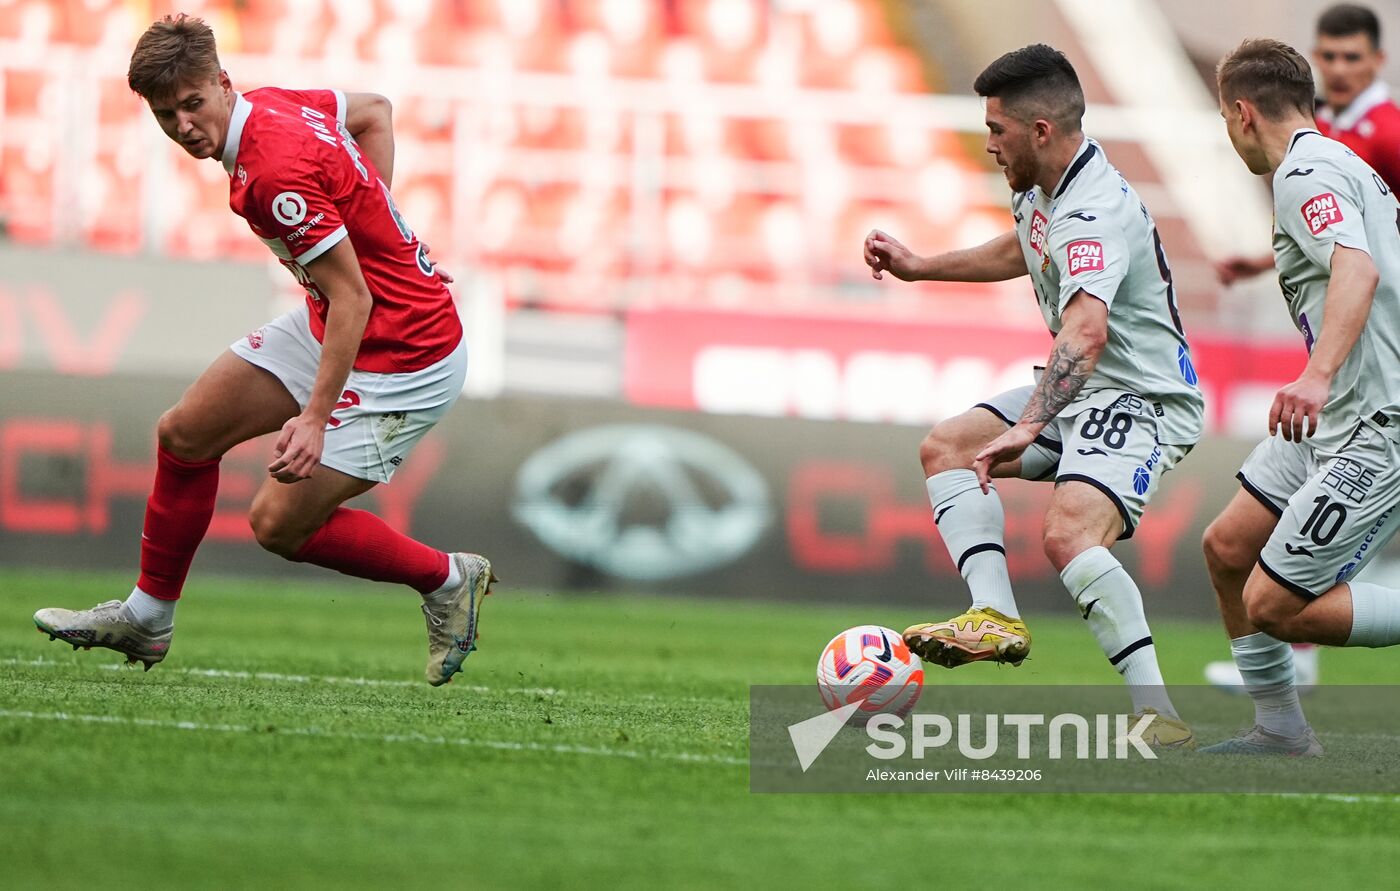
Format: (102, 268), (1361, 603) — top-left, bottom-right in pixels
(32, 14), (495, 686)
(1315, 6), (1400, 186)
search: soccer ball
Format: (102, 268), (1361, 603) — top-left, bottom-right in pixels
(816, 625), (923, 716)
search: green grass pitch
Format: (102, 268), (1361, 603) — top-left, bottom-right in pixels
(1, 567), (1397, 888)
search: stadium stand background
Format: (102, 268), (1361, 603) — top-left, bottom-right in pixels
(0, 0), (1290, 328)
(7, 0), (1400, 609)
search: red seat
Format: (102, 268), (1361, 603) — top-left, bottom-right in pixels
(0, 144), (55, 243)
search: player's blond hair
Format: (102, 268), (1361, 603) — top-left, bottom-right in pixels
(127, 14), (221, 102)
(1217, 39), (1316, 121)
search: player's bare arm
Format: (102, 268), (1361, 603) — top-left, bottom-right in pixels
(341, 92), (453, 283)
(864, 229), (1027, 282)
(971, 290), (1108, 491)
(1215, 252), (1275, 285)
(344, 92), (394, 187)
(1270, 244), (1379, 441)
(268, 239), (374, 484)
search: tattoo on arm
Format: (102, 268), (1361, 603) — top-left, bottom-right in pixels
(1021, 340), (1095, 424)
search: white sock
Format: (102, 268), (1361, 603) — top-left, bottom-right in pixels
(1346, 580), (1400, 646)
(425, 555), (462, 601)
(1060, 546), (1178, 718)
(1290, 642), (1319, 685)
(926, 469), (1018, 616)
(1230, 631), (1307, 738)
(122, 587), (175, 632)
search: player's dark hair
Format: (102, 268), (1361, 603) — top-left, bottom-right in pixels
(128, 14), (221, 102)
(973, 44), (1085, 133)
(1217, 39), (1316, 120)
(1317, 3), (1381, 49)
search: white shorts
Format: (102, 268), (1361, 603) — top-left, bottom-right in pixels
(1239, 423), (1400, 597)
(230, 304), (467, 483)
(977, 386), (1190, 539)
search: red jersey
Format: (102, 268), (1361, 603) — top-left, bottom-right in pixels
(220, 87), (462, 373)
(1316, 81), (1400, 191)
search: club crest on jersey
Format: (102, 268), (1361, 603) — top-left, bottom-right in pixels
(1029, 210), (1049, 256)
(1301, 192), (1343, 236)
(1066, 240), (1105, 275)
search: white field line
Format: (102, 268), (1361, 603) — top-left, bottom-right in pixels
(0, 656), (735, 706)
(1275, 793), (1400, 804)
(0, 708), (747, 767)
(0, 656), (552, 695)
(0, 707), (1393, 796)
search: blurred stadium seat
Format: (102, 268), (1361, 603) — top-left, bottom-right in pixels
(0, 0), (1059, 317)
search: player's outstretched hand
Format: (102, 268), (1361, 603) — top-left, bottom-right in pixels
(269, 414), (326, 483)
(1269, 371), (1328, 442)
(971, 424), (1037, 493)
(421, 241), (453, 284)
(864, 229), (923, 281)
(1215, 254), (1272, 286)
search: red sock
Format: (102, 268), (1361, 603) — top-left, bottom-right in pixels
(136, 446), (221, 601)
(293, 507), (449, 595)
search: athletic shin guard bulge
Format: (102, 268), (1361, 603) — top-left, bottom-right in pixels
(136, 446), (221, 600)
(926, 469), (1018, 616)
(1061, 546), (1178, 717)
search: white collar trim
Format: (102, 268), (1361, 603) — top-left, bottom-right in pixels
(220, 92), (252, 177)
(1319, 80), (1390, 132)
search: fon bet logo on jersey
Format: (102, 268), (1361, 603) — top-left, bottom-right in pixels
(1301, 192), (1344, 235)
(1066, 240), (1105, 275)
(1029, 210), (1049, 256)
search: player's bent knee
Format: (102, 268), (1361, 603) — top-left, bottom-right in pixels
(248, 502), (312, 559)
(156, 407), (216, 462)
(919, 426), (973, 475)
(1202, 520), (1255, 576)
(1041, 524), (1091, 573)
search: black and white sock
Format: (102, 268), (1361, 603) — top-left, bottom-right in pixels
(927, 469), (1017, 617)
(1061, 546), (1178, 718)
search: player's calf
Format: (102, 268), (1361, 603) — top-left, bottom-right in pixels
(1241, 580), (1312, 643)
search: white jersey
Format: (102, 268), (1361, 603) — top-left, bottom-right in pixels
(1272, 128), (1400, 452)
(1011, 138), (1204, 445)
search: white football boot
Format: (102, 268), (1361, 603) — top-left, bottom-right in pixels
(422, 553), (497, 686)
(33, 600), (172, 670)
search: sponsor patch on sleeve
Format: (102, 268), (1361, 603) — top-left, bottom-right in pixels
(1066, 240), (1105, 275)
(1300, 192), (1343, 235)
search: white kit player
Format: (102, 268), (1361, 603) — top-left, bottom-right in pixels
(864, 45), (1204, 747)
(1202, 39), (1400, 755)
(33, 15), (494, 686)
